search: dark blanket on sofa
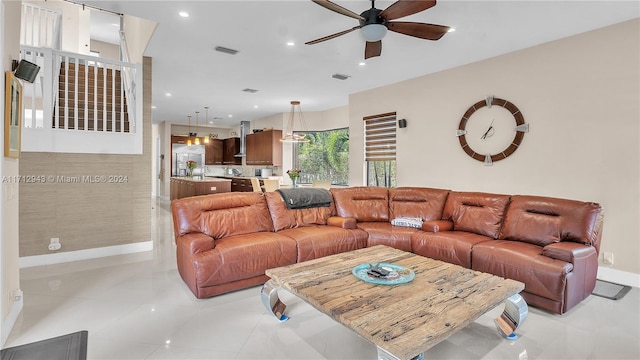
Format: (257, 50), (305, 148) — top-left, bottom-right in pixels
(276, 188), (332, 209)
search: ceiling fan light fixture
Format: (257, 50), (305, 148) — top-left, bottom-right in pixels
(360, 24), (387, 42)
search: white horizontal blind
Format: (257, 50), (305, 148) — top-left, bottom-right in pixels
(364, 112), (397, 161)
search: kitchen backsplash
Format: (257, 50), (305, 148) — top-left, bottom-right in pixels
(204, 165), (281, 178)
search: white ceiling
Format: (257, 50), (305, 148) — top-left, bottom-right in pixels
(83, 0), (639, 127)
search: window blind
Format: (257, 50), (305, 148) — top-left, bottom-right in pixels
(364, 112), (396, 161)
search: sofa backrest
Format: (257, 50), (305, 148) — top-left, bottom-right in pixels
(501, 195), (604, 251)
(443, 191), (511, 239)
(389, 187), (449, 221)
(172, 192), (274, 240)
(264, 192), (335, 231)
(331, 187), (389, 222)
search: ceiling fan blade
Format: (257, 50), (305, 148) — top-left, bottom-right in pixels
(364, 41), (382, 59)
(311, 0), (365, 21)
(387, 21), (450, 40)
(306, 26), (361, 45)
(379, 0), (437, 21)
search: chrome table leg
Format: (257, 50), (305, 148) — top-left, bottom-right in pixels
(495, 293), (528, 340)
(261, 279), (288, 321)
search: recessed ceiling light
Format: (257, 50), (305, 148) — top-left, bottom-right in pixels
(286, 41), (295, 47)
(111, 23), (119, 27)
(358, 62), (366, 66)
(209, 121), (214, 124)
(179, 11), (189, 18)
(165, 93), (172, 97)
(254, 105), (259, 109)
(151, 105), (157, 109)
(447, 27), (456, 33)
(228, 114), (233, 118)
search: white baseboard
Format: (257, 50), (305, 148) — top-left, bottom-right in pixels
(597, 266), (640, 288)
(19, 241), (153, 268)
(1, 292), (23, 347)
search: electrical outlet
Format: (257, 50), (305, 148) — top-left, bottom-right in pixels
(603, 252), (614, 265)
(48, 237), (61, 251)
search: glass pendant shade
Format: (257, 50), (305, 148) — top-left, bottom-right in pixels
(194, 111), (200, 145)
(187, 115), (192, 146)
(204, 107), (210, 144)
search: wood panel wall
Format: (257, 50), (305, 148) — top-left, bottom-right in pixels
(18, 57), (152, 257)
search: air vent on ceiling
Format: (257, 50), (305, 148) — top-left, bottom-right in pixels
(242, 88), (259, 93)
(332, 73), (351, 80)
(214, 46), (239, 55)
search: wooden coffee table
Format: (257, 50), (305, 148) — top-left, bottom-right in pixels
(261, 245), (527, 360)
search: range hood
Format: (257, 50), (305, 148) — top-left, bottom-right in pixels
(235, 121), (250, 157)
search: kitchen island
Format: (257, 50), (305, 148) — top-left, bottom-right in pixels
(170, 177), (232, 200)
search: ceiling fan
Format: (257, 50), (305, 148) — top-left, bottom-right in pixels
(306, 0), (451, 59)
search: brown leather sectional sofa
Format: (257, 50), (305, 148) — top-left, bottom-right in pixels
(171, 186), (603, 314)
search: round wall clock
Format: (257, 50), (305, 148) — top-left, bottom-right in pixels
(456, 96), (529, 165)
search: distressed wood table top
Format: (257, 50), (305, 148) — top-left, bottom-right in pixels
(265, 245), (524, 360)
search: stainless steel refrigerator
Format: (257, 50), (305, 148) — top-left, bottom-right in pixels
(172, 144), (205, 176)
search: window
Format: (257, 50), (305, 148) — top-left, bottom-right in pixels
(293, 128), (349, 186)
(364, 112), (397, 187)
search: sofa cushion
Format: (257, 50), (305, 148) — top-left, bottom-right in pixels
(356, 222), (418, 252)
(195, 232), (298, 287)
(331, 187), (389, 222)
(443, 192), (510, 239)
(172, 192), (274, 240)
(389, 187), (449, 221)
(501, 195), (603, 248)
(264, 192), (334, 231)
(278, 225), (368, 262)
(472, 240), (573, 302)
(411, 231), (491, 268)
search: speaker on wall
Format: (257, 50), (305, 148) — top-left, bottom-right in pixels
(13, 59), (41, 83)
(398, 119), (407, 128)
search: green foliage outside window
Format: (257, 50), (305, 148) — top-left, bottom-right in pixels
(294, 128), (349, 186)
(367, 160), (397, 188)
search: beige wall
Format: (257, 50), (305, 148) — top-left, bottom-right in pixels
(1, 0), (22, 340)
(90, 39), (119, 61)
(349, 19), (639, 274)
(18, 57), (153, 257)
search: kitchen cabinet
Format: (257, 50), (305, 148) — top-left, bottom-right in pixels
(171, 135), (188, 144)
(170, 177), (232, 200)
(245, 130), (282, 166)
(230, 177), (263, 192)
(205, 139), (223, 165)
(223, 137), (242, 165)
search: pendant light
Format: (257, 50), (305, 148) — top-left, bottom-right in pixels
(203, 107), (210, 144)
(194, 111), (201, 145)
(281, 101), (309, 143)
(187, 115), (193, 146)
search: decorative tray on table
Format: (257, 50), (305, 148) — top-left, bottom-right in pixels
(352, 263), (415, 285)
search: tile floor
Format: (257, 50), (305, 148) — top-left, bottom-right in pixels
(4, 199), (640, 359)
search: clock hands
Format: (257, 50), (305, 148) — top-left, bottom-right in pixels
(480, 119), (495, 140)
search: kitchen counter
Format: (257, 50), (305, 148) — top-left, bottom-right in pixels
(172, 176), (232, 182)
(170, 177), (232, 200)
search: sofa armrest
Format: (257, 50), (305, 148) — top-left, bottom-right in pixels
(177, 233), (215, 255)
(422, 220), (454, 233)
(542, 242), (596, 264)
(327, 216), (357, 229)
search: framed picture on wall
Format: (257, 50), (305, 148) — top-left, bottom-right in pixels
(4, 71), (22, 158)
